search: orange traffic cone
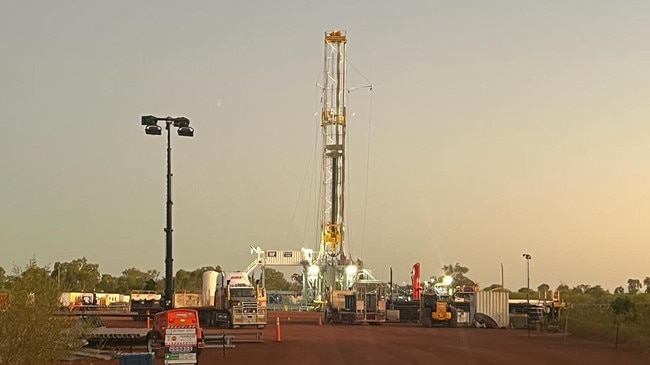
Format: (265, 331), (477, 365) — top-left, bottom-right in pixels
(275, 316), (282, 342)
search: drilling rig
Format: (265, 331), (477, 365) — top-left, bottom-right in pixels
(303, 30), (386, 325)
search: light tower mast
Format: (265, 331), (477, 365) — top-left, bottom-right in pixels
(318, 30), (348, 266)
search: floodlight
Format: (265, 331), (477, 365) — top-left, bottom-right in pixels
(141, 115), (158, 126)
(308, 265), (320, 276)
(173, 117), (190, 128)
(442, 275), (453, 286)
(177, 126), (194, 137)
(145, 125), (162, 135)
(345, 265), (358, 276)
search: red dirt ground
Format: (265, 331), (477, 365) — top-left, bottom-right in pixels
(62, 312), (649, 365)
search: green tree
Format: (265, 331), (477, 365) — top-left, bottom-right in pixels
(571, 284), (591, 294)
(556, 283), (569, 291)
(97, 273), (119, 293)
(614, 286), (625, 295)
(144, 278), (157, 291)
(611, 295), (637, 349)
(290, 272), (303, 292)
(174, 269), (192, 291)
(537, 283), (550, 292)
(483, 283), (505, 291)
(611, 296), (636, 323)
(0, 258), (88, 364)
(119, 268), (158, 292)
(264, 268), (291, 290)
(0, 266), (5, 289)
(173, 267), (220, 292)
(441, 263), (477, 287)
(518, 287), (532, 294)
(585, 285), (608, 297)
(52, 257), (100, 291)
(627, 278), (642, 294)
(643, 277), (650, 294)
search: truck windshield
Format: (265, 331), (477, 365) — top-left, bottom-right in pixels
(230, 288), (255, 297)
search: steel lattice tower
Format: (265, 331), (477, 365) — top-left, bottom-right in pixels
(318, 30), (349, 266)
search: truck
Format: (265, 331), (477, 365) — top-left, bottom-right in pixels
(212, 271), (267, 328)
(166, 270), (267, 329)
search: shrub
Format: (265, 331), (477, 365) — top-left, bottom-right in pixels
(0, 260), (89, 365)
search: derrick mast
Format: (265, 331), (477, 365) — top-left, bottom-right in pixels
(318, 30), (348, 266)
(304, 32), (385, 323)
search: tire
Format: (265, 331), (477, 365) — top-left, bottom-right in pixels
(146, 331), (159, 353)
(448, 306), (458, 328)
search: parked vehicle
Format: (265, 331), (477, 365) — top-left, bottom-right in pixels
(146, 308), (205, 363)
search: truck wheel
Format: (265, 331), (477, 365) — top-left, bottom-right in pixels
(146, 331), (159, 353)
(227, 314), (234, 329)
(448, 306), (458, 328)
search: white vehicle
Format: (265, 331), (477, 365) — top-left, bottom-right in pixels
(212, 271), (266, 328)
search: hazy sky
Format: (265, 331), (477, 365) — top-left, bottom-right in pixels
(2, 1), (649, 292)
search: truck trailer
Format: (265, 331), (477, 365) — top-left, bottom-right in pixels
(182, 271), (267, 329)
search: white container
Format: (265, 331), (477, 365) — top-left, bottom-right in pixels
(202, 271), (219, 306)
(59, 292), (75, 307)
(471, 291), (509, 328)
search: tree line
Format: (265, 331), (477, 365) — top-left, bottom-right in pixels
(0, 257), (300, 294)
(0, 258), (647, 296)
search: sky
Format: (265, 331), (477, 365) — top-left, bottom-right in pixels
(1, 1), (649, 293)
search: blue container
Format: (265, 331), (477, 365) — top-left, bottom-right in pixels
(119, 352), (155, 365)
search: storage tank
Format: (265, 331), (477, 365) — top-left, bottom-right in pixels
(202, 271), (219, 306)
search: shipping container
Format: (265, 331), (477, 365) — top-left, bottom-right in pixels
(470, 291), (509, 328)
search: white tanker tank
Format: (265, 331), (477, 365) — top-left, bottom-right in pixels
(202, 270), (219, 306)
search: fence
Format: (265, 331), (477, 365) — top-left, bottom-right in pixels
(562, 303), (650, 349)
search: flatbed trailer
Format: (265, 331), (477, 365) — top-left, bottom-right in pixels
(182, 306), (266, 329)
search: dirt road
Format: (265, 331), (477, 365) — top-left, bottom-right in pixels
(68, 312), (649, 365)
